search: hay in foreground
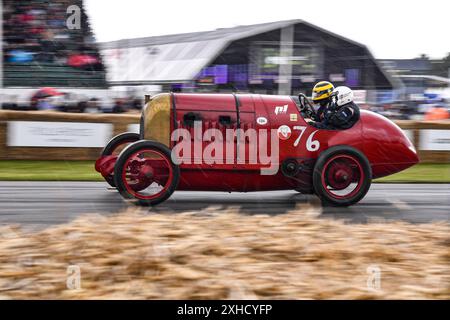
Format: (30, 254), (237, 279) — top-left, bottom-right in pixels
(0, 205), (448, 299)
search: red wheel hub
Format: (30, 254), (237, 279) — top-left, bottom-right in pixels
(326, 161), (353, 190)
(140, 165), (154, 179)
(121, 149), (174, 200)
(321, 154), (364, 200)
(125, 158), (154, 192)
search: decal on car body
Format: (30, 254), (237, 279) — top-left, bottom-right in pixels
(256, 117), (268, 125)
(277, 125), (291, 140)
(274, 105), (288, 115)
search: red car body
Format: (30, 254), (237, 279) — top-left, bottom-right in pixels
(96, 93), (419, 206)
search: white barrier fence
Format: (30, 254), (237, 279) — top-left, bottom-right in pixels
(0, 111), (449, 162)
(7, 121), (113, 148)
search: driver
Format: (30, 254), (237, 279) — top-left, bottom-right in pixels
(311, 81), (335, 122)
(310, 84), (360, 130)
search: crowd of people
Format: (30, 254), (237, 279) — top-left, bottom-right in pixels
(2, 89), (448, 120)
(2, 0), (103, 71)
(367, 99), (449, 120)
(1, 91), (144, 114)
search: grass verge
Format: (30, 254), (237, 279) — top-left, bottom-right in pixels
(0, 161), (448, 183)
(0, 160), (102, 181)
(374, 163), (450, 183)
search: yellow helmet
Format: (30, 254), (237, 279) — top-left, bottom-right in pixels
(312, 81), (334, 102)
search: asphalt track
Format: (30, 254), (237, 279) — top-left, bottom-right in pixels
(0, 182), (448, 228)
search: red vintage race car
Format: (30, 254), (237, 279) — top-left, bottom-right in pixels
(95, 93), (419, 207)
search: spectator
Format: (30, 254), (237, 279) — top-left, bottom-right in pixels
(3, 0), (104, 71)
(37, 97), (56, 111)
(84, 98), (100, 113)
(424, 105), (449, 120)
(112, 98), (126, 113)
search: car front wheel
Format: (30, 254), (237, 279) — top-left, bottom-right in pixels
(114, 140), (180, 206)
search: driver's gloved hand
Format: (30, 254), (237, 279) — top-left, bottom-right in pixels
(307, 121), (315, 126)
(312, 121), (327, 129)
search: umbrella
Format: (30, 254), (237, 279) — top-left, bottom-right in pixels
(67, 54), (99, 67)
(8, 50), (34, 63)
(32, 87), (64, 100)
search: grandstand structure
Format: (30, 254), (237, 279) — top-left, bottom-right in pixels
(100, 20), (398, 102)
(2, 0), (107, 88)
(1, 4), (401, 106)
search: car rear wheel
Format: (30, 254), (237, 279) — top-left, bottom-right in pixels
(114, 140), (180, 206)
(101, 132), (140, 187)
(313, 146), (371, 207)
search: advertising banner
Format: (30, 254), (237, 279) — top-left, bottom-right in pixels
(419, 130), (450, 151)
(128, 123), (140, 134)
(7, 121), (112, 148)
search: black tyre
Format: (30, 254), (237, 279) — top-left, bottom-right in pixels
(313, 145), (371, 207)
(114, 140), (180, 206)
(101, 132), (140, 187)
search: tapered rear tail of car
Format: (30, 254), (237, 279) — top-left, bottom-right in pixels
(361, 110), (419, 179)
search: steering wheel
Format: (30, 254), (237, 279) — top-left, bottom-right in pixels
(298, 93), (316, 120)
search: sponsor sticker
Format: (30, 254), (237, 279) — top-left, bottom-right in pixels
(277, 125), (291, 140)
(290, 113), (298, 121)
(256, 117), (268, 125)
(419, 129), (450, 150)
(274, 104), (288, 115)
(7, 121), (112, 148)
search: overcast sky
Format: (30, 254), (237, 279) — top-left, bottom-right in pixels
(85, 0), (449, 59)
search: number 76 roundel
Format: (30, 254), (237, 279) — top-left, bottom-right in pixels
(293, 126), (320, 152)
